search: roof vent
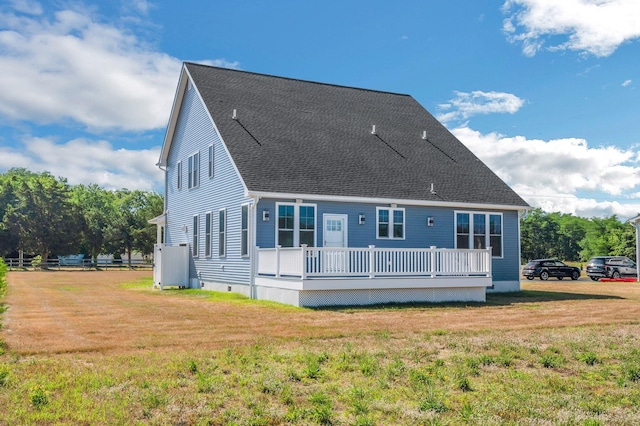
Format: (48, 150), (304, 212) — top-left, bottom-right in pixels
(430, 183), (437, 195)
(422, 130), (427, 140)
(371, 125), (377, 135)
(232, 109), (237, 120)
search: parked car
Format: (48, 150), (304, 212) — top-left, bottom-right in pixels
(585, 256), (612, 281)
(522, 259), (581, 281)
(605, 256), (637, 279)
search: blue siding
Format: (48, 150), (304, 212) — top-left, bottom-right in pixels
(256, 199), (520, 282)
(165, 81), (252, 285)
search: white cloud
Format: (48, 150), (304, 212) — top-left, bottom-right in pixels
(0, 3), (239, 132)
(503, 0), (640, 57)
(0, 136), (163, 192)
(622, 79), (632, 87)
(0, 6), (179, 131)
(8, 0), (42, 15)
(452, 126), (640, 218)
(437, 90), (524, 123)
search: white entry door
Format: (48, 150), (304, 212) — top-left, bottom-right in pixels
(323, 214), (348, 273)
(323, 214), (348, 247)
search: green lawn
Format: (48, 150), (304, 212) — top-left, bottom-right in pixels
(2, 273), (640, 424)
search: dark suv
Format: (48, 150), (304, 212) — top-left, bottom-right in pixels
(605, 257), (637, 279)
(522, 259), (581, 281)
(585, 256), (612, 281)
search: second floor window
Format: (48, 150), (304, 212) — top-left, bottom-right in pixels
(188, 152), (199, 189)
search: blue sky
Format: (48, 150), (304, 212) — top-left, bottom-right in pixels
(1, 0), (639, 218)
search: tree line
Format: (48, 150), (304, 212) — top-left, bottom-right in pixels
(1, 168), (637, 266)
(0, 168), (163, 267)
(521, 208), (637, 263)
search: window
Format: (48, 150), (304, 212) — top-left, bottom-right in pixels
(276, 203), (316, 247)
(192, 215), (199, 257)
(489, 214), (502, 257)
(455, 212), (503, 257)
(177, 161), (182, 190)
(218, 208), (226, 256)
(205, 212), (212, 257)
(456, 213), (469, 248)
(208, 144), (214, 178)
(299, 205), (315, 246)
(376, 207), (404, 239)
(188, 152), (199, 189)
(241, 205), (249, 256)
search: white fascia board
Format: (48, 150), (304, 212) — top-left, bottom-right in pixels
(627, 215), (640, 224)
(148, 213), (166, 225)
(158, 65), (190, 168)
(246, 190), (530, 211)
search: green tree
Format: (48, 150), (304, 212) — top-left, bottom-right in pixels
(104, 190), (163, 267)
(520, 208), (560, 262)
(0, 170), (22, 256)
(2, 169), (82, 265)
(71, 184), (117, 264)
(553, 213), (588, 261)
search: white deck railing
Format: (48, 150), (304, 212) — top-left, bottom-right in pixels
(256, 245), (491, 279)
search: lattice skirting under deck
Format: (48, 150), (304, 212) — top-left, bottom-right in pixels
(297, 287), (485, 307)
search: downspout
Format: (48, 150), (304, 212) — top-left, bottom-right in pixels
(249, 194), (260, 299)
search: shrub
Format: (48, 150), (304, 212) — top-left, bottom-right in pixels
(0, 364), (9, 387)
(0, 258), (6, 302)
(579, 352), (600, 366)
(31, 255), (42, 270)
(540, 352), (565, 369)
(29, 384), (49, 408)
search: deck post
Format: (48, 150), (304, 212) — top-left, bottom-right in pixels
(430, 246), (436, 278)
(368, 245), (376, 278)
(301, 244), (308, 279)
(275, 245), (281, 278)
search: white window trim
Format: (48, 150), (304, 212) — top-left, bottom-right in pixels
(376, 207), (405, 240)
(454, 211), (504, 258)
(192, 214), (199, 257)
(188, 151), (200, 189)
(241, 204), (249, 257)
(275, 202), (317, 247)
(218, 208), (226, 257)
(208, 144), (214, 179)
(205, 211), (212, 257)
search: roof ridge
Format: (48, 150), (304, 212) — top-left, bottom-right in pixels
(184, 61), (412, 98)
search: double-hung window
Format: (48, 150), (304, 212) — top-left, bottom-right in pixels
(455, 211), (502, 257)
(376, 207), (405, 239)
(188, 151), (199, 189)
(205, 212), (212, 257)
(208, 144), (214, 179)
(192, 215), (199, 257)
(276, 203), (316, 247)
(218, 209), (226, 256)
(176, 161), (182, 190)
(241, 205), (249, 256)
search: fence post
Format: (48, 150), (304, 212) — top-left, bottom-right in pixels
(275, 245), (281, 278)
(300, 244), (308, 279)
(430, 246), (437, 278)
(368, 245), (376, 278)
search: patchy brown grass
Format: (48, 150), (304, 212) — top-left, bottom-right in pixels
(3, 272), (640, 424)
(3, 271), (640, 356)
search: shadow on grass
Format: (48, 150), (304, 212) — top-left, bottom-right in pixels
(316, 289), (624, 312)
(485, 289), (624, 305)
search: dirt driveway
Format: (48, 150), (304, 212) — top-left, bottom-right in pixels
(3, 271), (640, 355)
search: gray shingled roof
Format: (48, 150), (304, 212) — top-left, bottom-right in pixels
(185, 62), (528, 207)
